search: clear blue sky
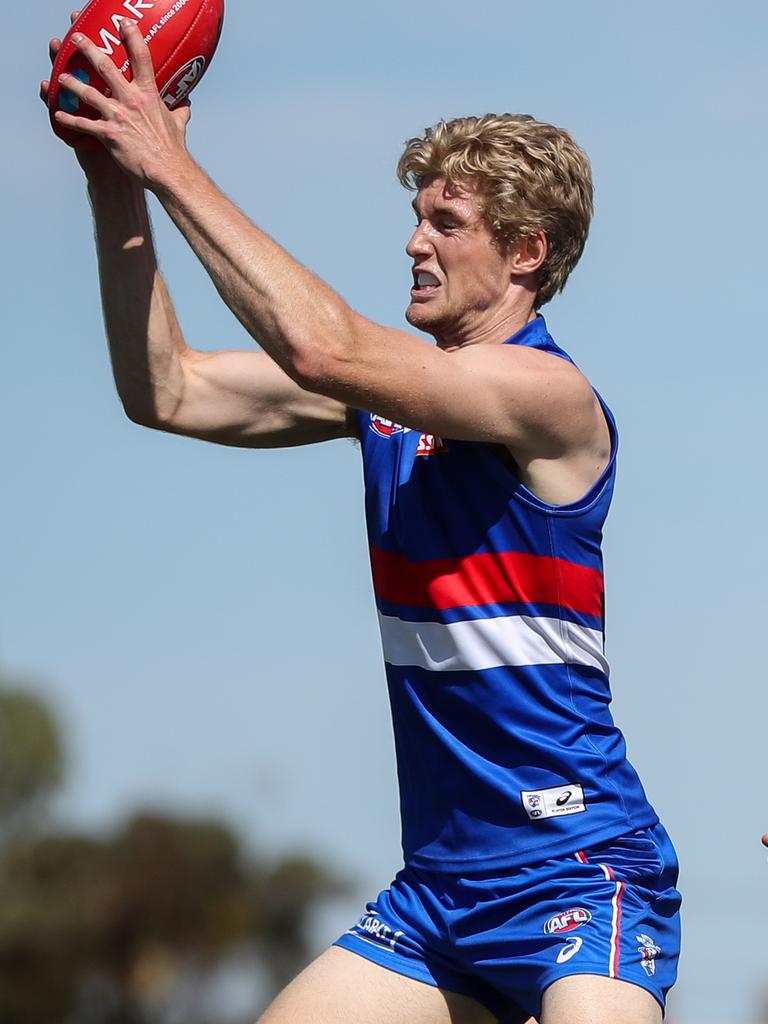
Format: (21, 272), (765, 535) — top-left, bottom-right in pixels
(3, 2), (768, 1021)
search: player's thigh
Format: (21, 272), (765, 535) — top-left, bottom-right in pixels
(256, 945), (499, 1024)
(541, 975), (662, 1024)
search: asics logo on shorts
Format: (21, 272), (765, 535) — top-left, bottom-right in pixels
(556, 936), (583, 964)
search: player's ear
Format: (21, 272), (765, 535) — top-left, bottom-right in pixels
(510, 230), (548, 277)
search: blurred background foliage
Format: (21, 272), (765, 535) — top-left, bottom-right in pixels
(0, 679), (349, 1024)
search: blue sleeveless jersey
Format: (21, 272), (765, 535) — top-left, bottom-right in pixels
(356, 316), (658, 872)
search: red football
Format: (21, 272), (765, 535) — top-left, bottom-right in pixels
(48, 0), (225, 146)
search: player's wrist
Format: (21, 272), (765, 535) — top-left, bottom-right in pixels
(144, 148), (201, 200)
(80, 149), (135, 188)
(86, 165), (149, 229)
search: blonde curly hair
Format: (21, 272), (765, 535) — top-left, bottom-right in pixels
(397, 114), (593, 308)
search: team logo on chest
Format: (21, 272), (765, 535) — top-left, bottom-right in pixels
(416, 432), (448, 456)
(369, 414), (447, 454)
(369, 414), (407, 438)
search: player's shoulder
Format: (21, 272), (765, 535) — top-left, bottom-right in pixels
(452, 332), (594, 401)
(478, 319), (608, 451)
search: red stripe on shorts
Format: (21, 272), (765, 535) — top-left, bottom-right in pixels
(598, 862), (624, 978)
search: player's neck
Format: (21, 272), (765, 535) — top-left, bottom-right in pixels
(435, 297), (538, 352)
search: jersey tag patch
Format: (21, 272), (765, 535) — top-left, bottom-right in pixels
(521, 783), (586, 820)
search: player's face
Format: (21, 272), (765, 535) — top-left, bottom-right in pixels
(405, 177), (516, 345)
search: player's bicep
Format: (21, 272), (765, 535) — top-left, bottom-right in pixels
(162, 348), (353, 447)
(338, 320), (595, 456)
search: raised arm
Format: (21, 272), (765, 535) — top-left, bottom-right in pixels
(42, 19), (350, 450)
(84, 155), (350, 448)
(49, 23), (607, 499)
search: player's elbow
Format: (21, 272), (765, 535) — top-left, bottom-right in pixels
(289, 345), (340, 393)
(119, 393), (178, 432)
(117, 368), (189, 431)
(286, 308), (359, 397)
(121, 398), (162, 430)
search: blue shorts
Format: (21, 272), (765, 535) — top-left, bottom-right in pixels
(335, 824), (681, 1023)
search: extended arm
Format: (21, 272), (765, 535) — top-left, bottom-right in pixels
(84, 156), (350, 447)
(50, 23), (607, 496)
(42, 16), (350, 449)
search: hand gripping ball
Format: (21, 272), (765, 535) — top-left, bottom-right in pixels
(48, 0), (225, 145)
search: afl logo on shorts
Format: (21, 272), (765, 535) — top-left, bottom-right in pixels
(544, 908), (592, 934)
(370, 414), (405, 438)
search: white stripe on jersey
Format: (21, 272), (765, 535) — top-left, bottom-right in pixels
(378, 613), (609, 674)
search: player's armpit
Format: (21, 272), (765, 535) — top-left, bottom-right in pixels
(145, 347), (353, 448)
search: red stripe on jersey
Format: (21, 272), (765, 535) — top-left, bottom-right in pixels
(370, 546), (604, 617)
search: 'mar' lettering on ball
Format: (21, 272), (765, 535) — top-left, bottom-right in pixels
(95, 0), (157, 56)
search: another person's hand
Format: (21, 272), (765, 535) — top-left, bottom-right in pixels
(47, 19), (192, 190)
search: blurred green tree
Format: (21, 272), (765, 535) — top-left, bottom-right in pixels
(0, 681), (349, 1023)
(0, 686), (64, 833)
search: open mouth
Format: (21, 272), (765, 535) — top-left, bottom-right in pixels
(411, 270), (441, 297)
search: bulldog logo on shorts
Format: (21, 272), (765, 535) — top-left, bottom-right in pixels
(636, 933), (662, 976)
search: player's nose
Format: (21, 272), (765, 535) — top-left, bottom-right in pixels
(405, 221), (433, 258)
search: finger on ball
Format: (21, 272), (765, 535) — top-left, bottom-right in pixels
(67, 32), (127, 95)
(59, 72), (106, 112)
(120, 20), (155, 86)
(54, 109), (100, 136)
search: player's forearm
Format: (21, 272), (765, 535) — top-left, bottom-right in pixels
(152, 157), (356, 391)
(87, 169), (189, 425)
